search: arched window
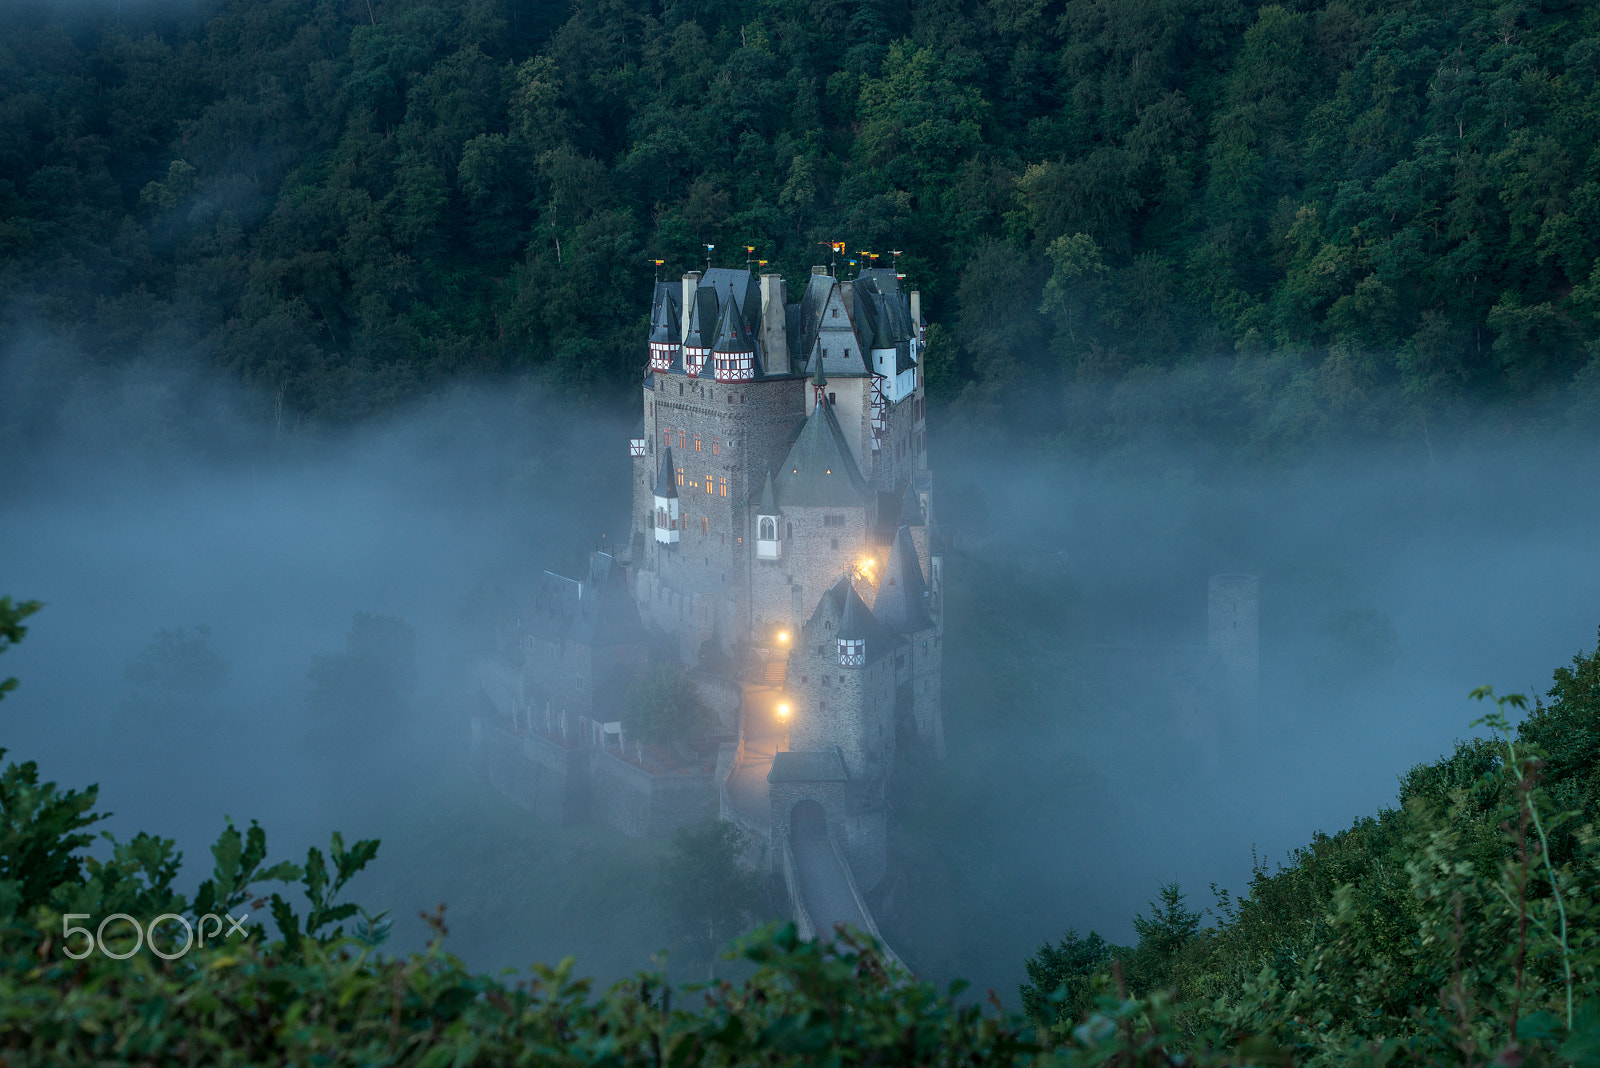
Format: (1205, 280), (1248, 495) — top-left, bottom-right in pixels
(759, 516), (777, 541)
(787, 522), (794, 541)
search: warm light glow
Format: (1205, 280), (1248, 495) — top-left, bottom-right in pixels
(777, 631), (789, 643)
(776, 702), (791, 719)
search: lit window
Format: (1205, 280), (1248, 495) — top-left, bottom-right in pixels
(662, 427), (671, 446)
(677, 467), (684, 486)
(705, 478), (713, 494)
(719, 476), (727, 496)
(712, 436), (720, 455)
(694, 433), (702, 452)
(678, 431), (686, 450)
(701, 517), (709, 534)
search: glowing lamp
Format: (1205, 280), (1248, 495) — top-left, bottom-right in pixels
(776, 702), (791, 719)
(777, 630), (789, 643)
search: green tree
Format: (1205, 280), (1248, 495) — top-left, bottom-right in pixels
(622, 663), (714, 744)
(658, 820), (763, 978)
(1020, 927), (1116, 1028)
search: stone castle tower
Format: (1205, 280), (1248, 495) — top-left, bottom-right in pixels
(630, 263), (944, 889)
(473, 263), (943, 914)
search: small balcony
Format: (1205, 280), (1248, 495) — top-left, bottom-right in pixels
(756, 538), (781, 560)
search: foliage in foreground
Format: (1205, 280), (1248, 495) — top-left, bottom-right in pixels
(13, 595), (1600, 1065)
(1024, 632), (1600, 1066)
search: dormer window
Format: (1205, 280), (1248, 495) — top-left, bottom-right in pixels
(839, 637), (864, 667)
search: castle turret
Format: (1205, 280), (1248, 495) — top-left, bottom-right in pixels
(682, 286), (718, 376)
(653, 448), (680, 545)
(649, 289), (681, 373)
(712, 289), (756, 383)
(838, 579), (868, 667)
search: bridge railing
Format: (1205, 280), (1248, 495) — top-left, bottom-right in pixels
(780, 837), (816, 942)
(827, 836), (907, 972)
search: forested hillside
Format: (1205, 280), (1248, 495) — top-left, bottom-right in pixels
(2, 0), (1597, 430)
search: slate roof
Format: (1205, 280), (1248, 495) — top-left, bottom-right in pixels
(649, 288), (680, 345)
(772, 402), (870, 509)
(683, 287), (721, 349)
(529, 570), (583, 643)
(768, 749), (849, 783)
(713, 291), (754, 353)
(872, 526), (934, 635)
(698, 268), (760, 331)
(571, 552), (647, 646)
(851, 274), (915, 353)
(654, 447), (678, 498)
(756, 469), (777, 514)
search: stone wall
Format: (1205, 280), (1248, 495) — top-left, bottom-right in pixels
(748, 504), (867, 641)
(788, 596), (897, 784)
(470, 720), (588, 824)
(635, 372), (804, 658)
(589, 747), (718, 838)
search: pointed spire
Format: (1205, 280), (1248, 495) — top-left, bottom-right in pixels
(896, 481), (925, 527)
(837, 576), (872, 641)
(874, 526), (933, 634)
(812, 356), (827, 387)
(757, 468), (777, 514)
(654, 447), (677, 498)
(713, 291), (752, 353)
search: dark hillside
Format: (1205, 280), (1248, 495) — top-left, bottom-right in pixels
(2, 0), (1597, 433)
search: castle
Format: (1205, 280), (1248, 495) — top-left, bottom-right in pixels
(472, 263), (944, 918)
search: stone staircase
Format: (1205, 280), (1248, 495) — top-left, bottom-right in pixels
(762, 656), (787, 687)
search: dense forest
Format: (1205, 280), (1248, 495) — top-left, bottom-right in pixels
(3, 0), (1599, 437)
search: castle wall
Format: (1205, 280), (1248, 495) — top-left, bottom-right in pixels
(471, 720), (589, 824)
(749, 505), (869, 638)
(523, 637), (646, 723)
(635, 375), (804, 658)
(588, 747), (718, 838)
(789, 629), (897, 784)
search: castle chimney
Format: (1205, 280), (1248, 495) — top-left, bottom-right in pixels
(760, 273), (789, 375)
(910, 290), (922, 329)
(811, 265), (828, 275)
(680, 271), (701, 342)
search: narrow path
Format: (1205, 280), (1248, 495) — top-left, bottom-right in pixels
(725, 681), (787, 833)
(790, 838), (872, 938)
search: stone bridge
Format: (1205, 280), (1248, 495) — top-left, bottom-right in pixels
(722, 679), (903, 967)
